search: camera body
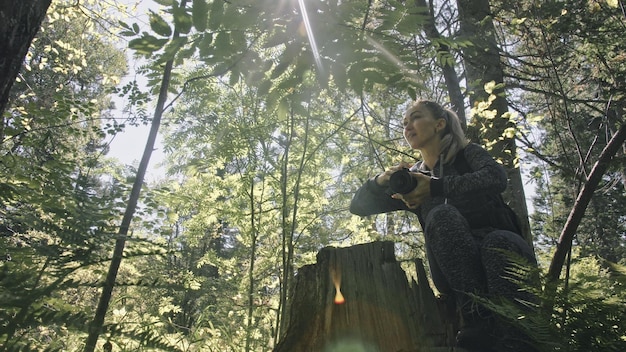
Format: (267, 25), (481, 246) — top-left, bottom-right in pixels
(389, 168), (418, 194)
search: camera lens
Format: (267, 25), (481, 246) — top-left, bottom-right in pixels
(389, 168), (418, 194)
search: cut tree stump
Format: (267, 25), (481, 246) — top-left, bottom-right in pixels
(274, 241), (466, 352)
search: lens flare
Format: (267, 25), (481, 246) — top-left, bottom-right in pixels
(366, 35), (419, 83)
(334, 285), (345, 305)
(330, 262), (345, 305)
(297, 0), (323, 73)
(324, 338), (378, 352)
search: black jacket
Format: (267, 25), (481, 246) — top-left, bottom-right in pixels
(349, 143), (513, 232)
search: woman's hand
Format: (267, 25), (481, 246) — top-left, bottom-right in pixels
(391, 172), (431, 209)
(374, 162), (413, 186)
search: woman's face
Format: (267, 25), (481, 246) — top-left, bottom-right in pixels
(402, 103), (445, 150)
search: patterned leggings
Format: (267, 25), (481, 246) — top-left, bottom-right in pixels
(424, 204), (537, 311)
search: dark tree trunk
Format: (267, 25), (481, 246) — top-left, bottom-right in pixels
(0, 0), (52, 116)
(414, 0), (466, 127)
(274, 241), (467, 352)
(456, 0), (533, 248)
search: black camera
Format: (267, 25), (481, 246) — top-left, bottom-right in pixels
(389, 168), (418, 194)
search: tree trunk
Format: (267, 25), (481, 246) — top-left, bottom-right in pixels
(0, 0), (52, 116)
(83, 0), (187, 348)
(274, 241), (466, 352)
(414, 0), (466, 126)
(83, 51), (175, 352)
(456, 0), (533, 248)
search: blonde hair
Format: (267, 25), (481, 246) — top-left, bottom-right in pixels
(405, 100), (469, 163)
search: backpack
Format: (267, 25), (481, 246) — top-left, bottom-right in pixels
(452, 148), (523, 235)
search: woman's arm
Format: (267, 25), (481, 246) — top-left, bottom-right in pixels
(431, 143), (508, 198)
(349, 177), (408, 216)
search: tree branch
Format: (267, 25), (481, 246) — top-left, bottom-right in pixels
(547, 123), (626, 284)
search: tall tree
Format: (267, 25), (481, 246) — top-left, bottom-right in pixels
(493, 0), (626, 267)
(0, 1), (128, 349)
(82, 0), (188, 345)
(0, 0), (52, 115)
(159, 73), (376, 348)
(456, 0), (533, 246)
(487, 1), (626, 348)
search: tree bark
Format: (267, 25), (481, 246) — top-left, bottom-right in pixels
(414, 0), (466, 126)
(456, 0), (533, 248)
(274, 241), (465, 352)
(0, 0), (52, 116)
(83, 0), (187, 348)
(83, 42), (176, 352)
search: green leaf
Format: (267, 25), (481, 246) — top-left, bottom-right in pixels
(362, 70), (387, 85)
(208, 0), (224, 30)
(120, 30), (137, 37)
(395, 12), (421, 34)
(173, 6), (193, 34)
(271, 60), (291, 79)
(229, 69), (240, 86)
(192, 0), (209, 32)
(118, 20), (132, 31)
(230, 30), (246, 51)
(198, 32), (213, 58)
(264, 30), (288, 49)
(129, 34), (169, 56)
(161, 36), (188, 62)
(331, 62), (348, 92)
(256, 79), (272, 96)
(407, 86), (417, 100)
(153, 0), (175, 5)
(387, 73), (403, 85)
(274, 74), (303, 93)
(347, 62), (365, 95)
(177, 43), (197, 63)
(214, 31), (231, 54)
(149, 11), (172, 37)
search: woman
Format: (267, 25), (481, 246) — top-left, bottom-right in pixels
(349, 100), (537, 352)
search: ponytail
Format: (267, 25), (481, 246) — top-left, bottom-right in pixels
(440, 108), (469, 163)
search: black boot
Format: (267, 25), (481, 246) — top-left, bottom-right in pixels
(456, 318), (497, 351)
(497, 322), (541, 352)
(455, 295), (497, 351)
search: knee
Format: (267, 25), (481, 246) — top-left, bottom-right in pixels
(425, 203), (461, 225)
(481, 231), (536, 264)
(425, 204), (470, 242)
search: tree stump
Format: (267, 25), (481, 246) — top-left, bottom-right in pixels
(274, 241), (465, 352)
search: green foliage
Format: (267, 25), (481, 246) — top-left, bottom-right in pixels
(3, 0), (625, 350)
(129, 34), (170, 57)
(149, 11), (173, 37)
(118, 0), (464, 109)
(487, 0), (626, 257)
(172, 2), (193, 34)
(549, 255), (626, 351)
(0, 1), (147, 350)
(491, 2), (626, 347)
(474, 251), (626, 352)
(156, 69), (407, 348)
(191, 0), (209, 32)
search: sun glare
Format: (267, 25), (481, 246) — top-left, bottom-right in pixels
(366, 35), (418, 82)
(297, 0), (323, 73)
